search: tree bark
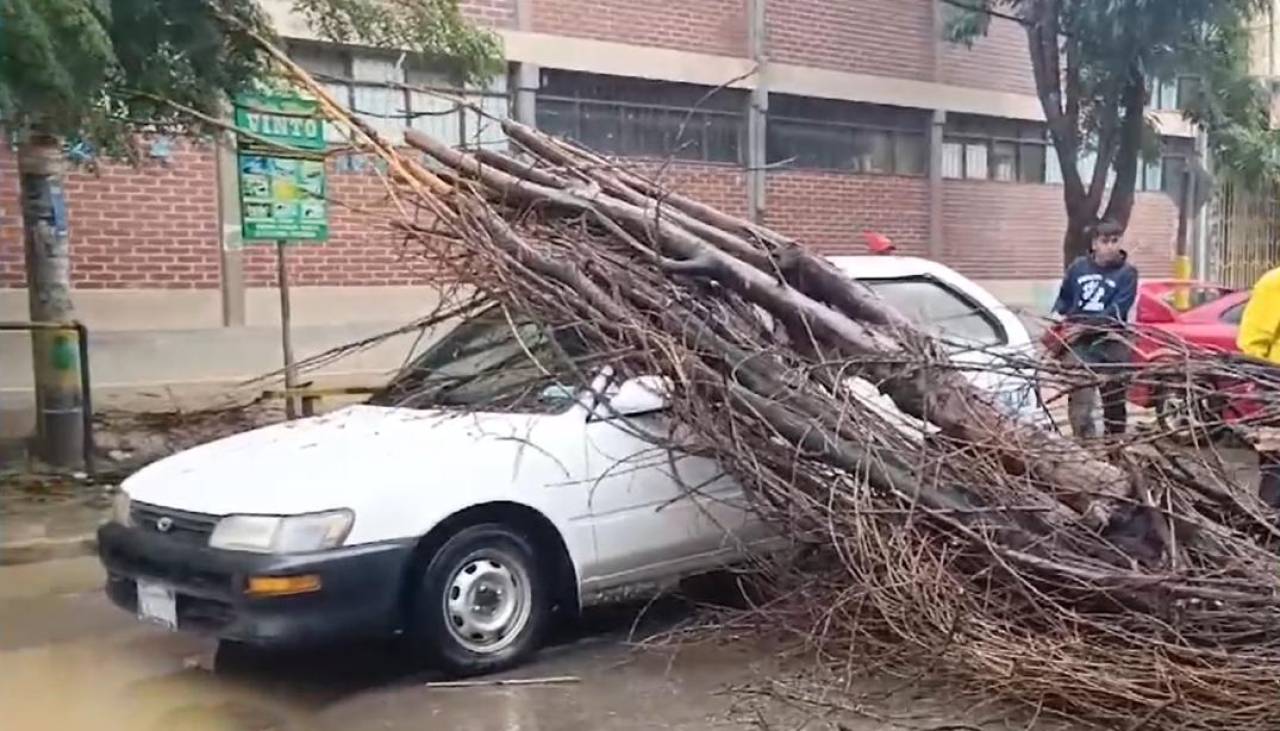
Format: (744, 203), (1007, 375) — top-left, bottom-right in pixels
(1062, 214), (1092, 264)
(1102, 69), (1147, 228)
(404, 127), (1132, 526)
(19, 133), (84, 468)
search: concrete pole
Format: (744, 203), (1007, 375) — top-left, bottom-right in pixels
(927, 0), (946, 259)
(513, 63), (540, 128)
(19, 134), (84, 469)
(1194, 130), (1212, 282)
(512, 0), (540, 139)
(747, 0), (769, 223)
(216, 112), (246, 327)
(928, 110), (947, 260)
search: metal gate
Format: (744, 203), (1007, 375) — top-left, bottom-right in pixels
(1208, 177), (1280, 288)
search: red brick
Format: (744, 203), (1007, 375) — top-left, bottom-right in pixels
(532, 0), (747, 57)
(763, 171), (930, 255)
(942, 180), (1177, 279)
(768, 0), (934, 79)
(942, 16), (1037, 95)
(0, 140), (221, 289)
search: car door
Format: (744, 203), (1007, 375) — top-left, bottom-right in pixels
(579, 380), (753, 591)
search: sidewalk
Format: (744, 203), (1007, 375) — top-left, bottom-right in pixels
(0, 474), (111, 566)
(0, 399), (294, 566)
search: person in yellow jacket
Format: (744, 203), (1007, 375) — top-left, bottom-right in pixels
(1236, 267), (1280, 506)
(1237, 267), (1280, 364)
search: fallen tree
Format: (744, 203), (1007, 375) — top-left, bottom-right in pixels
(262, 43), (1280, 729)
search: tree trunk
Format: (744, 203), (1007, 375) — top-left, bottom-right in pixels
(19, 133), (84, 469)
(1062, 211), (1092, 264)
(1101, 70), (1147, 229)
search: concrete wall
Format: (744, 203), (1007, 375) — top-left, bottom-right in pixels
(0, 285), (457, 435)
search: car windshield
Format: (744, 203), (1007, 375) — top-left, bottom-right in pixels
(862, 276), (1006, 347)
(370, 309), (594, 414)
(1159, 285), (1233, 311)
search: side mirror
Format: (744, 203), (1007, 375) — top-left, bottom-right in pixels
(602, 376), (670, 419)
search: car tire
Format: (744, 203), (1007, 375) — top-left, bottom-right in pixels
(409, 523), (550, 677)
(212, 639), (258, 676)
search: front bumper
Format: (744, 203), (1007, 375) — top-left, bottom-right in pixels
(98, 522), (414, 645)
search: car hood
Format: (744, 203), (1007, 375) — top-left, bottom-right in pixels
(122, 405), (545, 517)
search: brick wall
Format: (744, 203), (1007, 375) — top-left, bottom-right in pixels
(532, 0), (748, 57)
(0, 149), (23, 287)
(460, 0), (517, 29)
(1, 144), (442, 290)
(942, 181), (1177, 280)
(634, 162), (750, 218)
(768, 0), (935, 81)
(941, 16), (1037, 96)
(764, 171), (930, 255)
(0, 141), (221, 289)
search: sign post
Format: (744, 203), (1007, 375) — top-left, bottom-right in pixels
(233, 94), (329, 418)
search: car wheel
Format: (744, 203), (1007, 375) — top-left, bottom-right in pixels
(409, 523), (549, 677)
(212, 639), (258, 676)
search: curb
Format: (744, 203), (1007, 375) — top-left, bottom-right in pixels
(0, 534), (97, 566)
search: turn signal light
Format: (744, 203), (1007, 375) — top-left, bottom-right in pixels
(245, 575), (322, 597)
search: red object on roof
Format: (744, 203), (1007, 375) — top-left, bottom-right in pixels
(863, 231), (896, 255)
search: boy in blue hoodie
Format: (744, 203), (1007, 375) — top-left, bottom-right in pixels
(1052, 220), (1139, 438)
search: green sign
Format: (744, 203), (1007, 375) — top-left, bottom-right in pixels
(234, 94), (329, 242)
(234, 94), (327, 153)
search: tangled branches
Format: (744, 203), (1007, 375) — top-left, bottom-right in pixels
(265, 45), (1280, 729)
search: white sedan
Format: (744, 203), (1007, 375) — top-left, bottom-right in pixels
(97, 255), (1039, 676)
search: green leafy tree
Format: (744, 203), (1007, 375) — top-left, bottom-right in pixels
(0, 0), (500, 465)
(945, 0), (1276, 264)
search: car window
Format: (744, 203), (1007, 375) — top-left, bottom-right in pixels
(862, 277), (1006, 346)
(1222, 300), (1248, 325)
(370, 309), (594, 413)
(1161, 286), (1233, 311)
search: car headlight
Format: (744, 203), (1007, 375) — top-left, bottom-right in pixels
(208, 509), (354, 554)
(111, 491), (133, 527)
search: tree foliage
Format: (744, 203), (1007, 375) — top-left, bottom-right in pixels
(0, 0), (500, 152)
(945, 0), (1275, 261)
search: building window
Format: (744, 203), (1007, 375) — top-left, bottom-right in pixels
(943, 114), (1050, 183)
(1147, 76), (1202, 112)
(535, 70), (745, 164)
(1137, 137), (1197, 195)
(288, 42), (510, 150)
(766, 95), (927, 176)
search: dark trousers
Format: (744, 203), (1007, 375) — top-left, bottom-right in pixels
(1066, 336), (1130, 438)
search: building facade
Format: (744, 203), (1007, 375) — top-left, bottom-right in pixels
(0, 0), (1198, 411)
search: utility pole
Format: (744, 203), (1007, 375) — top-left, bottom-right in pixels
(747, 0), (769, 223)
(19, 133), (84, 469)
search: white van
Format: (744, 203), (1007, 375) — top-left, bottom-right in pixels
(98, 256), (1038, 676)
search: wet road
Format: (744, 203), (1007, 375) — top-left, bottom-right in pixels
(0, 558), (787, 731)
(1, 558), (1054, 731)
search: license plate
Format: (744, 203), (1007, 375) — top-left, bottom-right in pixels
(136, 580), (177, 631)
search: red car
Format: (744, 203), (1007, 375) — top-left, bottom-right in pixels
(1129, 280), (1256, 427)
(1132, 280), (1248, 356)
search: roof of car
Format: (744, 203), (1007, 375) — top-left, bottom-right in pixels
(826, 255), (959, 279)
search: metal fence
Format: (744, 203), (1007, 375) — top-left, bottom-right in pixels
(1208, 178), (1280, 288)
